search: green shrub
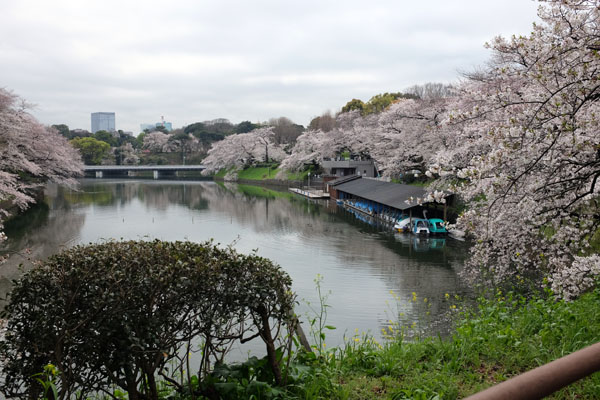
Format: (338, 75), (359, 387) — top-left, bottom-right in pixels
(0, 240), (295, 400)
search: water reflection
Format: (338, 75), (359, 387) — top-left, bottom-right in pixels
(0, 203), (85, 309)
(0, 179), (470, 345)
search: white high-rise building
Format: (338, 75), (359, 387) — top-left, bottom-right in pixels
(91, 112), (116, 133)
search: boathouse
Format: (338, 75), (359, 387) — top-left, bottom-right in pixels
(327, 175), (451, 221)
(321, 158), (377, 178)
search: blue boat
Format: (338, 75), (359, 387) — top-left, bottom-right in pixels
(428, 218), (448, 235)
(411, 218), (430, 235)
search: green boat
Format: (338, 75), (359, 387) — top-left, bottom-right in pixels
(428, 218), (448, 235)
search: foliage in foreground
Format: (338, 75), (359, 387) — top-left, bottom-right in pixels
(67, 287), (599, 400)
(0, 240), (296, 400)
(178, 287), (600, 400)
(3, 264), (600, 399)
(314, 288), (600, 399)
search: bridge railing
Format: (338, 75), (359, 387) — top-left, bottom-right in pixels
(82, 165), (205, 171)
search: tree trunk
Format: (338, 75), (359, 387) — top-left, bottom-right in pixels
(259, 309), (282, 385)
(125, 365), (140, 400)
(145, 368), (158, 400)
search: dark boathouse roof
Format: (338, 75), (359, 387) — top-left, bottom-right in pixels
(331, 176), (429, 210)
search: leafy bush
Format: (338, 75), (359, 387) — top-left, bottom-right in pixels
(0, 240), (295, 400)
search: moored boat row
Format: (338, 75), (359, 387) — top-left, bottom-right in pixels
(393, 216), (448, 236)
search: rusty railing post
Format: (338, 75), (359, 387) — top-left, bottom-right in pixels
(464, 342), (600, 400)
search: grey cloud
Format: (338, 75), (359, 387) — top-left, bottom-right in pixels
(1, 0), (539, 132)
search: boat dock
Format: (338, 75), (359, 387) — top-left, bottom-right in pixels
(327, 175), (453, 228)
(340, 200), (398, 226)
(289, 188), (330, 199)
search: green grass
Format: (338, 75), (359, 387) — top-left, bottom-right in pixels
(212, 165), (313, 182)
(586, 226), (600, 255)
(320, 288), (600, 399)
(179, 287), (600, 399)
(214, 168), (228, 178)
(286, 169), (311, 181)
(237, 165), (280, 180)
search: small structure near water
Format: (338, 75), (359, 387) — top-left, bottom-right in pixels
(327, 175), (452, 226)
(321, 158), (377, 178)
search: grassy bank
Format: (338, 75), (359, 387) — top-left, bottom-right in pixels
(237, 166), (280, 180)
(213, 164), (312, 182)
(320, 288), (600, 399)
(176, 288), (600, 399)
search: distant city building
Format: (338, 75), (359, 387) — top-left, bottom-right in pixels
(140, 123), (155, 132)
(140, 121), (172, 132)
(91, 112), (116, 133)
(156, 121), (172, 131)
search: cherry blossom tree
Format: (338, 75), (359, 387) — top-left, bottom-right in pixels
(276, 1), (599, 299)
(405, 82), (457, 100)
(115, 142), (140, 165)
(0, 88), (82, 246)
(430, 0), (600, 298)
(280, 99), (452, 180)
(278, 129), (333, 172)
(202, 127), (286, 176)
(373, 97), (451, 178)
(167, 129), (201, 164)
(142, 131), (172, 153)
(281, 110), (381, 173)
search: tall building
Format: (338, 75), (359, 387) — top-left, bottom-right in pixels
(91, 112), (116, 133)
(156, 121), (172, 131)
(140, 121), (173, 132)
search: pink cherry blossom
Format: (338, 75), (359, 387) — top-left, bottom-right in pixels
(0, 88), (83, 242)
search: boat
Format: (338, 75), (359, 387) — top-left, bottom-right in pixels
(428, 218), (448, 235)
(394, 217), (411, 233)
(411, 218), (430, 235)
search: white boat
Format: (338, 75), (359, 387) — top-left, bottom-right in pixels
(394, 218), (411, 233)
(412, 218), (430, 235)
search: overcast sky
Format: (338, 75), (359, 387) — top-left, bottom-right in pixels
(1, 0), (541, 133)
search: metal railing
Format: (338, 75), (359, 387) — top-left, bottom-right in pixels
(464, 342), (600, 399)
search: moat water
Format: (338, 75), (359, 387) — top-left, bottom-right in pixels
(0, 179), (471, 353)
